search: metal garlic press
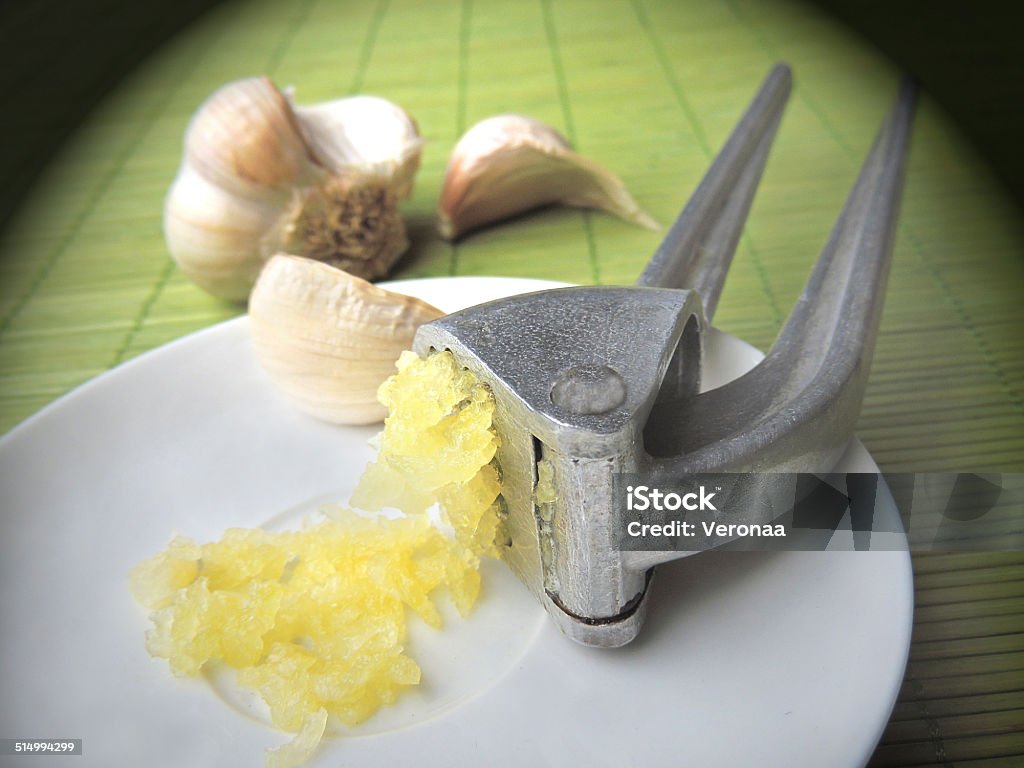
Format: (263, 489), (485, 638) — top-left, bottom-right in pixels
(414, 64), (918, 647)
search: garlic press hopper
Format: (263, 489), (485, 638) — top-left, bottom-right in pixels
(415, 64), (918, 647)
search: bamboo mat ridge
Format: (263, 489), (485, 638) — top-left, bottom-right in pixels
(0, 0), (1022, 765)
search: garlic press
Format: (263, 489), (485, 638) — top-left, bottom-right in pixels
(414, 64), (918, 647)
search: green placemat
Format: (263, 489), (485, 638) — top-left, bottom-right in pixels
(1, 0), (1022, 764)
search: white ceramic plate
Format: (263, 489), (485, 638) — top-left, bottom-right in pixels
(0, 277), (912, 767)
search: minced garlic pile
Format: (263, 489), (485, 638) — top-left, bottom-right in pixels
(130, 351), (502, 767)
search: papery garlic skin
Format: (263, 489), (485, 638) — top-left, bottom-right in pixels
(249, 254), (443, 425)
(165, 78), (422, 302)
(438, 114), (659, 240)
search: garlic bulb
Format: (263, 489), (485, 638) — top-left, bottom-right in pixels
(249, 253), (443, 425)
(438, 114), (658, 240)
(165, 78), (422, 302)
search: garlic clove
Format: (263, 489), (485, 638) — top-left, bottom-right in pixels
(164, 165), (285, 301)
(249, 253), (443, 425)
(291, 95), (423, 200)
(185, 77), (316, 198)
(438, 114), (659, 240)
(165, 78), (422, 302)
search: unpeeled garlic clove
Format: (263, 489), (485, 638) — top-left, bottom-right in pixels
(183, 76), (316, 197)
(165, 78), (422, 302)
(438, 114), (659, 240)
(249, 253), (443, 425)
(291, 94), (422, 200)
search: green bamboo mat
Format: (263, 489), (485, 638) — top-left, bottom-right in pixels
(0, 0), (1021, 764)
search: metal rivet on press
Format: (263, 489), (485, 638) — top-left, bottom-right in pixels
(550, 364), (627, 415)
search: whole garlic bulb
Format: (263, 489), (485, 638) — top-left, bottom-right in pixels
(165, 78), (422, 302)
(249, 253), (443, 425)
(438, 114), (658, 240)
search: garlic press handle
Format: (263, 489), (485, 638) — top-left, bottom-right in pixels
(638, 63), (791, 320)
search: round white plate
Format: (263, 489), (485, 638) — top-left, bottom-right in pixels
(0, 277), (912, 767)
